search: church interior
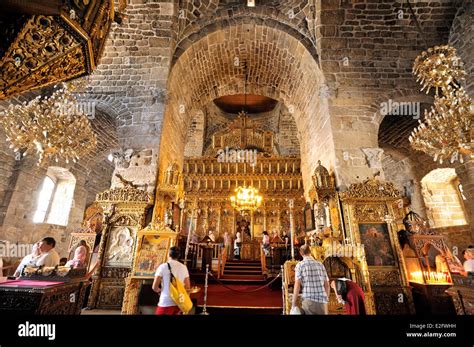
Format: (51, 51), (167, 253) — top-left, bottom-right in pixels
(0, 0), (473, 318)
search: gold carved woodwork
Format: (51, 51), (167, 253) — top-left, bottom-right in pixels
(96, 187), (153, 205)
(122, 220), (179, 314)
(282, 260), (298, 314)
(412, 235), (448, 258)
(121, 277), (141, 315)
(446, 275), (474, 315)
(82, 202), (103, 232)
(312, 160), (336, 201)
(0, 0), (116, 100)
(340, 178), (401, 201)
(209, 113), (275, 155)
(87, 186), (152, 310)
(368, 269), (403, 287)
(340, 178), (415, 314)
(353, 204), (389, 223)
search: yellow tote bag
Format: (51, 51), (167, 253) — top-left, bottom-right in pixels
(167, 263), (193, 314)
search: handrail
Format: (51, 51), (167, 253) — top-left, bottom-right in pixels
(260, 246), (266, 274)
(217, 245), (228, 278)
(221, 245), (228, 277)
(217, 250), (222, 279)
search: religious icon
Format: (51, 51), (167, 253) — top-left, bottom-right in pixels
(358, 223), (396, 266)
(133, 235), (171, 278)
(104, 226), (136, 267)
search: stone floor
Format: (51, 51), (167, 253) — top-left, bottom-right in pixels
(81, 308), (121, 315)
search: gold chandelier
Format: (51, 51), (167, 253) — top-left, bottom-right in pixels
(0, 82), (97, 165)
(413, 45), (465, 95)
(410, 45), (473, 164)
(230, 186), (263, 212)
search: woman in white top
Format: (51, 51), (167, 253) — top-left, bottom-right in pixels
(462, 248), (474, 275)
(14, 242), (41, 277)
(234, 231), (242, 260)
(262, 231), (270, 256)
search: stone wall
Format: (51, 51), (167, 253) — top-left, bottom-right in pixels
(449, 0), (474, 98)
(0, 157), (113, 257)
(449, 0), (474, 243)
(0, 99), (117, 258)
(382, 150), (426, 217)
(184, 102), (301, 157)
(421, 178), (468, 229)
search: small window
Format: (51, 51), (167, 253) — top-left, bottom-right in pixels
(33, 167), (76, 226)
(33, 177), (55, 223)
(421, 168), (467, 228)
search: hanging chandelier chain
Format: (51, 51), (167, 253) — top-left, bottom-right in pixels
(406, 0), (429, 50)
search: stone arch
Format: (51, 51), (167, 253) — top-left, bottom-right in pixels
(158, 22), (330, 195)
(373, 91), (433, 130)
(76, 94), (132, 128)
(173, 15), (318, 67)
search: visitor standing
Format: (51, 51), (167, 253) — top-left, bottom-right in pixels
(292, 245), (329, 315)
(152, 246), (190, 315)
(262, 231), (270, 256)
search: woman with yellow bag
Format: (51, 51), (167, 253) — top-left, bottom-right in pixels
(152, 246), (192, 315)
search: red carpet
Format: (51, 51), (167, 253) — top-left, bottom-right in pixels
(196, 283), (282, 309)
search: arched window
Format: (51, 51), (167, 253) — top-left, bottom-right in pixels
(33, 176), (55, 223)
(421, 168), (468, 228)
(33, 167), (76, 226)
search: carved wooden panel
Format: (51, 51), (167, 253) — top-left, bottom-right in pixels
(97, 279), (126, 309)
(354, 204), (388, 223)
(0, 0), (116, 99)
(373, 287), (413, 315)
(369, 269), (402, 287)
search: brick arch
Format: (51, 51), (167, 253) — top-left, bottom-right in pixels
(373, 92), (434, 128)
(76, 94), (131, 127)
(173, 15), (318, 67)
(158, 22), (327, 190)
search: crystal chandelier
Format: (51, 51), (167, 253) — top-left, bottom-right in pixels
(409, 45), (473, 164)
(0, 82), (97, 165)
(230, 186), (263, 212)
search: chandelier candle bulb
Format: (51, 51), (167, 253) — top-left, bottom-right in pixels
(0, 82), (97, 165)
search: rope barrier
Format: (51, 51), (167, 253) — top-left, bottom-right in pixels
(208, 271), (282, 293)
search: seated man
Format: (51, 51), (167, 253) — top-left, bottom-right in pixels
(36, 237), (60, 267)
